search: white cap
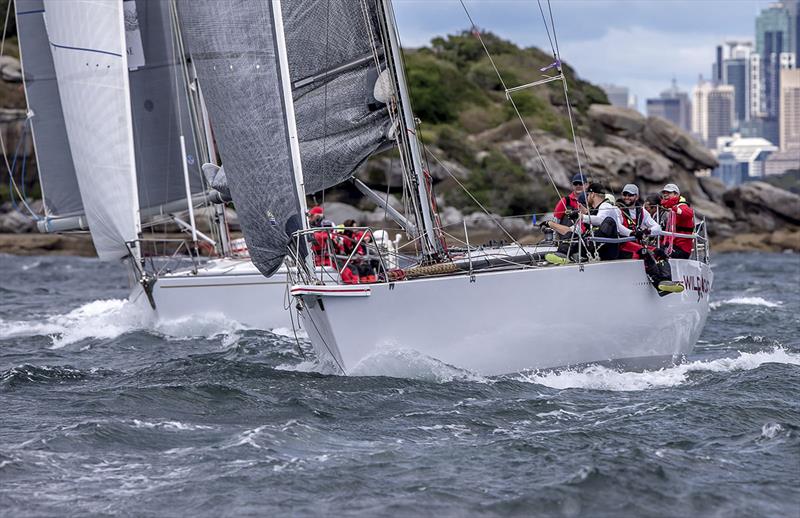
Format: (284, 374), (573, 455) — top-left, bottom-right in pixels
(662, 183), (680, 194)
(621, 184), (639, 196)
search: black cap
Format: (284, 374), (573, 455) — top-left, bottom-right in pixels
(585, 182), (607, 194)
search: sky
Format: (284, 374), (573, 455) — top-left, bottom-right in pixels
(393, 0), (776, 111)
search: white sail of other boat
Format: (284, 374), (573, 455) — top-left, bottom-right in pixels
(43, 0), (140, 261)
(13, 0), (297, 329)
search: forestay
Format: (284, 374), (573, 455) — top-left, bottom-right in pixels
(43, 0), (140, 261)
(15, 0), (82, 217)
(175, 0), (303, 276)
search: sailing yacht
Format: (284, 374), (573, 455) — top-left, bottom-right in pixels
(14, 0), (291, 329)
(176, 0), (712, 376)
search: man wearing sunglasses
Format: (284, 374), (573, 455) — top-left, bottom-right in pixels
(616, 184), (661, 259)
(660, 183), (694, 259)
(553, 173), (587, 225)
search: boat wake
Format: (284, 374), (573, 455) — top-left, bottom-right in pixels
(279, 347), (485, 382)
(0, 298), (250, 348)
(348, 349), (484, 382)
(710, 296), (783, 309)
(514, 347), (800, 391)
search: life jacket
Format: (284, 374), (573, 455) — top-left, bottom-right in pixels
(662, 196), (694, 254)
(558, 193), (581, 226)
(617, 204), (643, 232)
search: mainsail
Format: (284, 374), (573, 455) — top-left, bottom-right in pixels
(284, 2), (393, 193)
(43, 0), (140, 261)
(176, 0), (394, 276)
(15, 0), (82, 217)
(125, 0), (204, 210)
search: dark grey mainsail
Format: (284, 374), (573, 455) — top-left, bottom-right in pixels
(127, 0), (204, 210)
(284, 1), (393, 193)
(176, 0), (303, 276)
(15, 0), (82, 217)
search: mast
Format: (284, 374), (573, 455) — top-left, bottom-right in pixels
(272, 0), (314, 273)
(170, 0), (230, 256)
(377, 0), (443, 259)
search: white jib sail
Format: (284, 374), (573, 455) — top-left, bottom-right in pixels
(43, 0), (140, 261)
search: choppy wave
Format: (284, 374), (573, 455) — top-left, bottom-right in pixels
(515, 347), (800, 391)
(710, 296), (783, 309)
(0, 299), (249, 348)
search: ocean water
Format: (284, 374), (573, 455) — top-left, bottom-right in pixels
(0, 252), (798, 517)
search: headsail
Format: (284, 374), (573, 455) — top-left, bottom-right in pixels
(15, 0), (82, 217)
(43, 0), (140, 261)
(284, 1), (393, 193)
(175, 0), (304, 276)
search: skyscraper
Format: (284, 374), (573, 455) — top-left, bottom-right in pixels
(779, 68), (800, 150)
(646, 79), (691, 132)
(723, 41), (754, 126)
(754, 2), (795, 145)
(692, 79), (735, 148)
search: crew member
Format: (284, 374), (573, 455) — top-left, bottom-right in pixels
(660, 183), (694, 259)
(616, 184), (661, 259)
(543, 183), (621, 264)
(552, 173), (587, 225)
(308, 206), (336, 266)
(307, 205), (335, 228)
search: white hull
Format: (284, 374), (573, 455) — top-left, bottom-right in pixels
(293, 259), (713, 376)
(131, 258), (292, 330)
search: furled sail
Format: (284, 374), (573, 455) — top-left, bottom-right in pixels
(284, 1), (393, 193)
(125, 0), (204, 210)
(175, 0), (304, 276)
(43, 0), (140, 261)
(15, 0), (82, 217)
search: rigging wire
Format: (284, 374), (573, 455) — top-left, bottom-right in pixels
(538, 0), (585, 179)
(0, 2), (38, 220)
(457, 0), (563, 204)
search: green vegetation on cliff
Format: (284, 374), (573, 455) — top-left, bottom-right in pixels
(400, 31), (608, 215)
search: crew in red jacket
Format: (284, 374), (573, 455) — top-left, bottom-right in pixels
(552, 173), (587, 225)
(660, 183), (694, 259)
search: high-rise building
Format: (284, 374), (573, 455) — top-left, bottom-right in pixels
(723, 41), (754, 126)
(645, 79), (691, 132)
(600, 84), (637, 110)
(779, 68), (800, 150)
(787, 0), (800, 58)
(755, 3), (794, 118)
(712, 45), (724, 83)
(692, 79), (735, 148)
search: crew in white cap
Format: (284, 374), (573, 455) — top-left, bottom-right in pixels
(616, 183), (661, 259)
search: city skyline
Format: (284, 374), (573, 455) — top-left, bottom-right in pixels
(394, 0), (775, 110)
